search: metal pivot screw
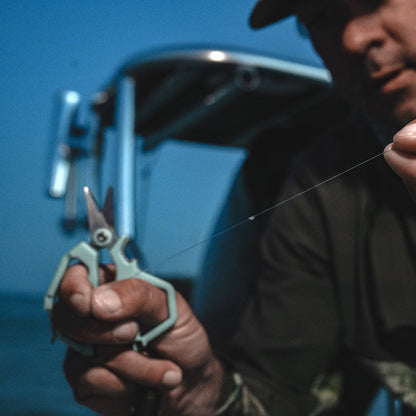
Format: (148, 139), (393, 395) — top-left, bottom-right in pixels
(92, 227), (113, 247)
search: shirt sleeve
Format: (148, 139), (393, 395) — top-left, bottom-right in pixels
(226, 164), (341, 416)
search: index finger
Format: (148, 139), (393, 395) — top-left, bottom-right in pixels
(59, 263), (116, 317)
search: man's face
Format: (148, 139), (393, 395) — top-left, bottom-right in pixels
(296, 0), (416, 133)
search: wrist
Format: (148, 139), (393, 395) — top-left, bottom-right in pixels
(199, 356), (228, 411)
(166, 356), (226, 415)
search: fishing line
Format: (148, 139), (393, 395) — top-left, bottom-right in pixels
(145, 149), (391, 273)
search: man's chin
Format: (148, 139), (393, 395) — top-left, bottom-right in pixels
(361, 96), (416, 137)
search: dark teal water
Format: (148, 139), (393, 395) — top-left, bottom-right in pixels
(0, 292), (95, 415)
(0, 292), (388, 416)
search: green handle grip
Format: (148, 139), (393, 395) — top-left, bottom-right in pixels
(44, 236), (177, 355)
(44, 241), (99, 356)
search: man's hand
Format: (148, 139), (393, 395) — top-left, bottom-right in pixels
(52, 264), (225, 416)
(384, 121), (416, 201)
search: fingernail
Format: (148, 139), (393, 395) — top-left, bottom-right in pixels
(94, 289), (122, 314)
(113, 322), (138, 342)
(162, 370), (182, 387)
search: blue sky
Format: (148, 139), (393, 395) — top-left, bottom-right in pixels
(0, 0), (322, 294)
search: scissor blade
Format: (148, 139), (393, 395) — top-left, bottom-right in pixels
(102, 187), (115, 228)
(83, 186), (110, 236)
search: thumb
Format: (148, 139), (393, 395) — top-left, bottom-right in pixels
(91, 278), (171, 325)
(384, 122), (416, 201)
(391, 121), (416, 153)
(384, 121), (416, 179)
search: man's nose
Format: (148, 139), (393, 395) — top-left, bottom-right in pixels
(342, 14), (385, 55)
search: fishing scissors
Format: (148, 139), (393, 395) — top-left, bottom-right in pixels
(44, 186), (177, 356)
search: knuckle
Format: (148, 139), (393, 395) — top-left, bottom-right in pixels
(115, 278), (155, 308)
(123, 277), (152, 296)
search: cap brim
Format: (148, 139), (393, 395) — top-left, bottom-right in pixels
(249, 1), (295, 29)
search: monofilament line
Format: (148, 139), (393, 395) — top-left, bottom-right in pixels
(145, 149), (389, 273)
(249, 149), (389, 221)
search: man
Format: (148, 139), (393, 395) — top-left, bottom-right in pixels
(52, 0), (416, 414)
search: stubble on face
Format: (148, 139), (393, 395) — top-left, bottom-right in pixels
(298, 0), (416, 134)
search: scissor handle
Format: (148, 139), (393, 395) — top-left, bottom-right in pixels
(44, 237), (178, 355)
(44, 241), (101, 311)
(110, 236), (178, 349)
(44, 241), (100, 356)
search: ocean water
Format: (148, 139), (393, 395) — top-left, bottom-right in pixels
(0, 292), (94, 415)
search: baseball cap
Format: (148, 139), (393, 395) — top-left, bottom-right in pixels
(249, 0), (299, 28)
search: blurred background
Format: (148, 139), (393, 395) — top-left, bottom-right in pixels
(0, 1), (388, 414)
